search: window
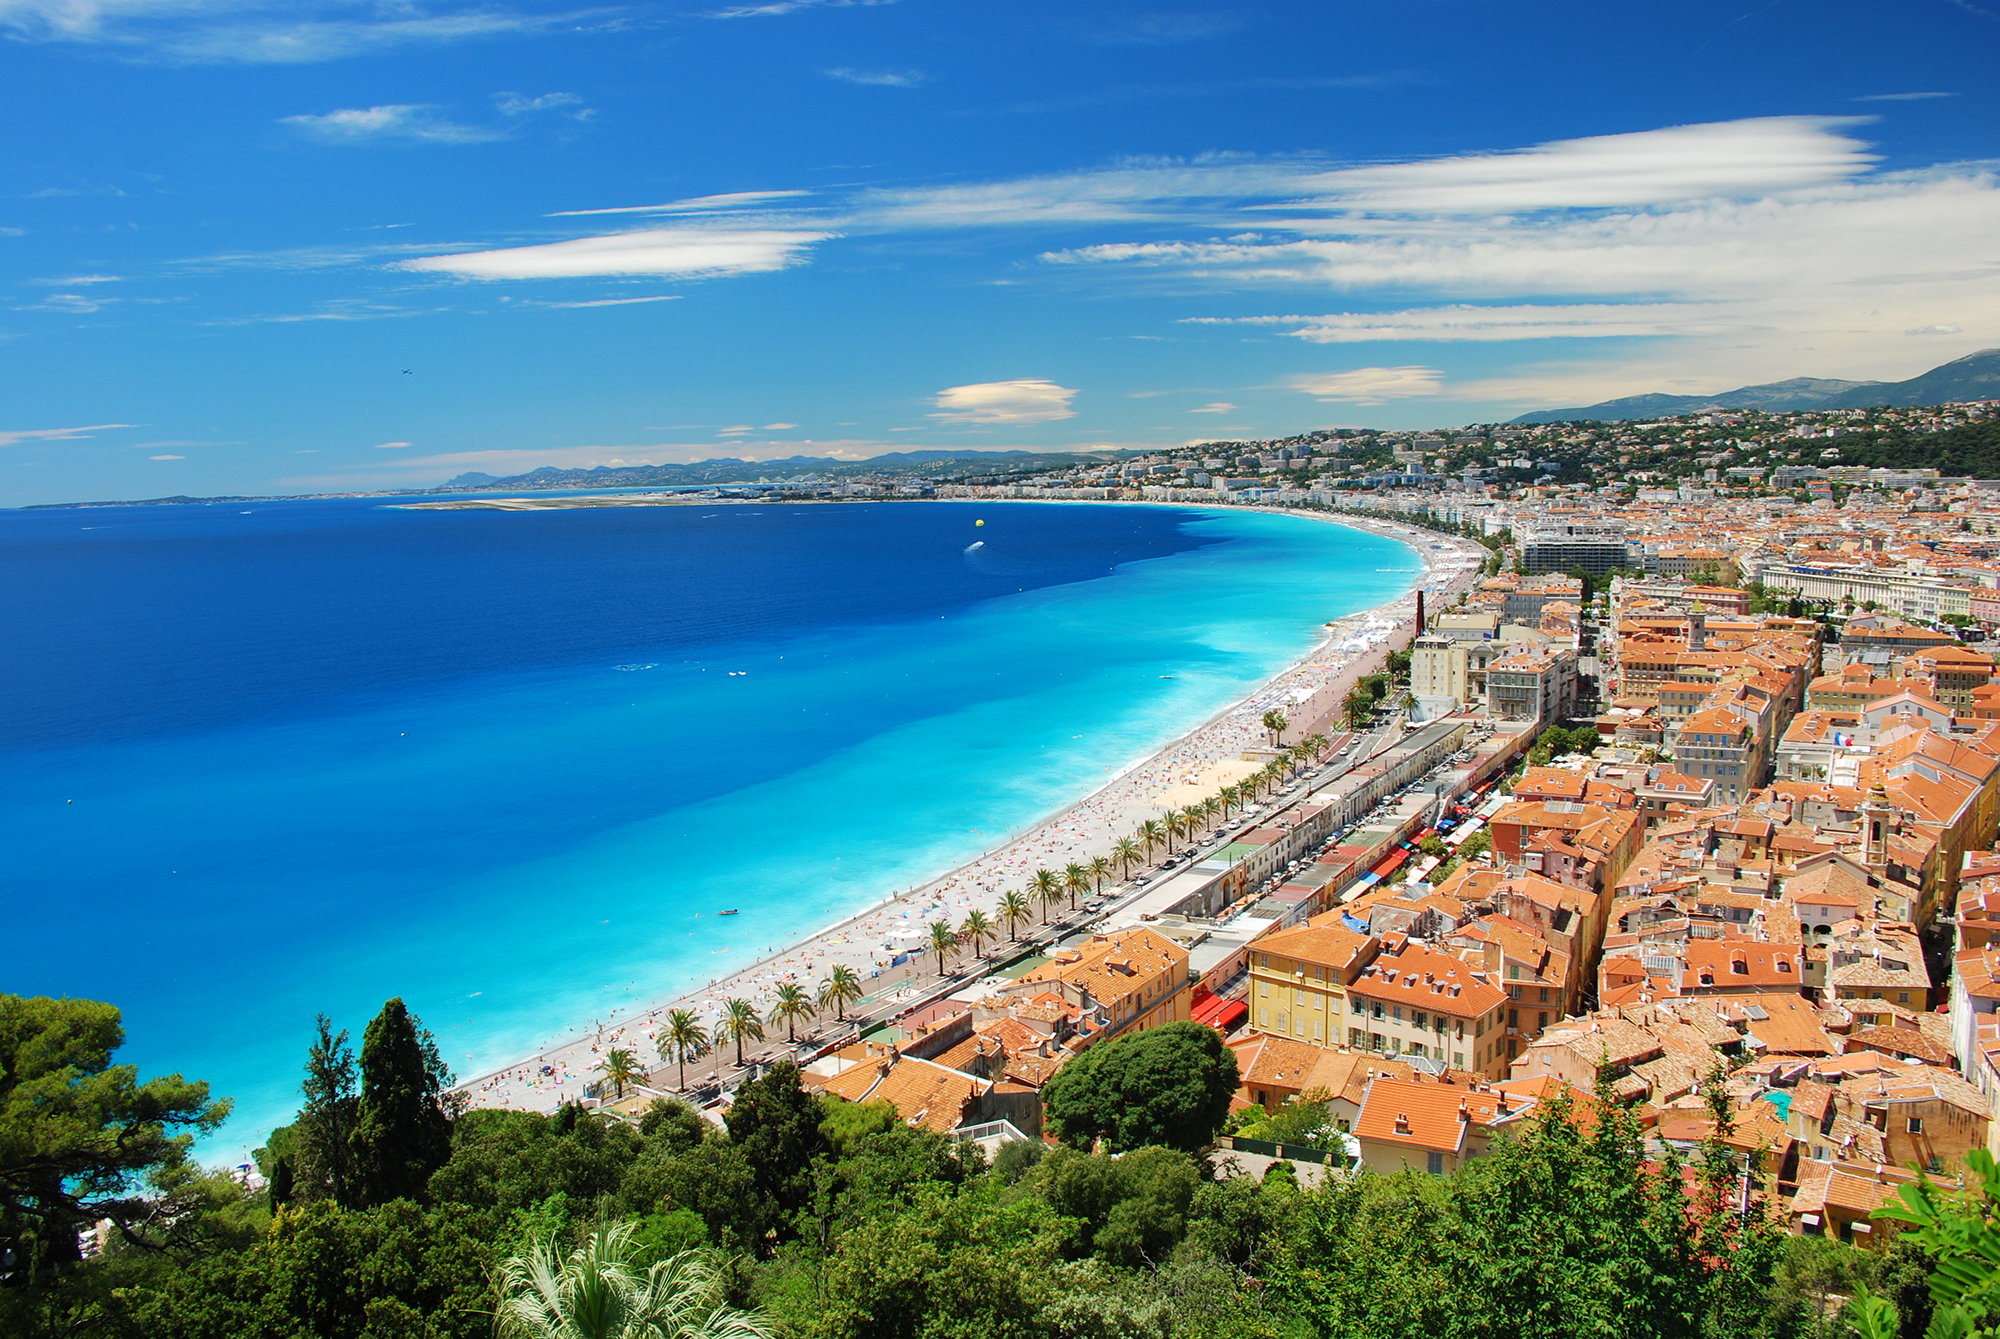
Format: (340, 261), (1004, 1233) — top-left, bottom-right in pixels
(1413, 1011), (1428, 1030)
(1539, 988), (1550, 1003)
(1898, 992), (1911, 1004)
(1260, 982), (1268, 997)
(1908, 1117), (1925, 1134)
(1372, 1002), (1384, 1020)
(1260, 954), (1269, 969)
(1454, 1052), (1465, 1068)
(1508, 1009), (1519, 1027)
(1259, 1008), (1269, 1026)
(1538, 1012), (1548, 1029)
(1393, 1005), (1403, 1021)
(1427, 1151), (1444, 1175)
(1930, 1155), (1945, 1173)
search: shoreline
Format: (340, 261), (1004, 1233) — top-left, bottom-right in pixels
(453, 505), (1486, 1114)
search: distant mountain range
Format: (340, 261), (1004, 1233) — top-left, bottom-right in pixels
(1509, 348), (2000, 425)
(442, 449), (1107, 491)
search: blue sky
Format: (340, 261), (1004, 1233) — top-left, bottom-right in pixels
(1, 0), (1995, 504)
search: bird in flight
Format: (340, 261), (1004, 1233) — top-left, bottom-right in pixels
(402, 369), (413, 375)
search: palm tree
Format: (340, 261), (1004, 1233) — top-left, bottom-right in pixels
(817, 964), (863, 1021)
(1181, 805), (1205, 845)
(928, 919), (959, 977)
(495, 1221), (773, 1339)
(1344, 683), (1373, 729)
(1308, 732), (1330, 760)
(595, 1047), (641, 1102)
(1064, 861), (1089, 908)
(1263, 708), (1288, 746)
(1163, 810), (1185, 852)
(767, 981), (816, 1043)
(658, 1010), (710, 1092)
(1030, 867), (1062, 922)
(719, 998), (764, 1068)
(1219, 785), (1240, 819)
(1201, 796), (1222, 829)
(1138, 820), (1165, 862)
(960, 909), (993, 958)
(998, 890), (1031, 939)
(1088, 855), (1112, 893)
(1113, 837), (1141, 880)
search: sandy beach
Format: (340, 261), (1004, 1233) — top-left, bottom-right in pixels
(457, 507), (1487, 1114)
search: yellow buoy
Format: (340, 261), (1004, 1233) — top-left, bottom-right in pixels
(975, 519), (984, 526)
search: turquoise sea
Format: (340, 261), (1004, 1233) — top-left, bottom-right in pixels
(1, 498), (1414, 1154)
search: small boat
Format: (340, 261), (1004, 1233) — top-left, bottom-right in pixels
(717, 909), (741, 916)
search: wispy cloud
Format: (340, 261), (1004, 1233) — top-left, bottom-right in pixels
(149, 453), (183, 459)
(542, 294), (681, 308)
(0, 1), (611, 65)
(495, 90), (591, 118)
(1082, 11), (1243, 44)
(930, 379), (1078, 424)
(374, 440), (412, 449)
(280, 104), (505, 145)
(1852, 91), (1958, 102)
(1188, 401), (1236, 413)
(34, 273), (121, 284)
(400, 227), (833, 279)
(1287, 367), (1443, 405)
(547, 190), (812, 217)
(1185, 303), (1729, 343)
(0, 422), (134, 447)
(708, 0), (896, 17)
(824, 66), (925, 87)
(1907, 323), (1963, 335)
(13, 291), (114, 313)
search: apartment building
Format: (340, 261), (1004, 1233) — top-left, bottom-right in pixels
(1246, 920), (1380, 1046)
(1345, 943), (1511, 1077)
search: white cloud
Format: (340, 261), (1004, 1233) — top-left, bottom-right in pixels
(1287, 367), (1443, 405)
(548, 191), (812, 218)
(1188, 401), (1236, 413)
(825, 67), (925, 87)
(930, 379), (1078, 424)
(709, 0), (897, 17)
(149, 453), (183, 459)
(35, 273), (120, 284)
(1853, 92), (1958, 102)
(542, 294), (681, 308)
(496, 90), (589, 117)
(400, 227), (833, 279)
(13, 292), (112, 312)
(1187, 303), (1729, 343)
(0, 1), (600, 64)
(0, 422), (134, 447)
(1908, 324), (1964, 335)
(280, 104), (503, 145)
(761, 422), (797, 429)
(374, 440), (411, 449)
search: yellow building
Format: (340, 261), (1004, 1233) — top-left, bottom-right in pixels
(1245, 918), (1380, 1046)
(1022, 927), (1192, 1041)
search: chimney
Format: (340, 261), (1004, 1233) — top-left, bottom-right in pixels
(1394, 1112), (1411, 1134)
(1458, 1098), (1469, 1122)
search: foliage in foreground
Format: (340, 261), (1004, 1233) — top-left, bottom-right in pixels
(0, 990), (1960, 1339)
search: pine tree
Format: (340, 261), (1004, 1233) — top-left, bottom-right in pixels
(347, 997), (453, 1207)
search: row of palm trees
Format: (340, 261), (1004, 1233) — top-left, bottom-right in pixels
(592, 963), (876, 1097)
(588, 733), (1338, 1103)
(1113, 732), (1335, 873)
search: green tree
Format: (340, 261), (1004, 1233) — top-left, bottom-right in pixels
(1032, 1144), (1201, 1266)
(717, 1000), (764, 1070)
(658, 1010), (711, 1092)
(1041, 1021), (1239, 1154)
(0, 994), (230, 1284)
(1219, 784), (1241, 819)
(1876, 1145), (2000, 1336)
(494, 1221), (773, 1339)
(1064, 861), (1091, 907)
(766, 983), (816, 1044)
(291, 1011), (360, 1207)
(927, 920), (959, 978)
(596, 1049), (642, 1103)
(959, 909), (993, 958)
(348, 997), (454, 1208)
(1138, 820), (1165, 862)
(722, 1062), (830, 1235)
(1030, 867), (1062, 923)
(817, 965), (864, 1022)
(1113, 838), (1142, 881)
(1088, 855), (1112, 893)
(997, 890), (1031, 940)
(1263, 709), (1289, 745)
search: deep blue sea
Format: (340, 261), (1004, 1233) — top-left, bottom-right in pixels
(1, 497), (1413, 1155)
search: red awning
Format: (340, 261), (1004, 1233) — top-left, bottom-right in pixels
(1372, 848), (1410, 878)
